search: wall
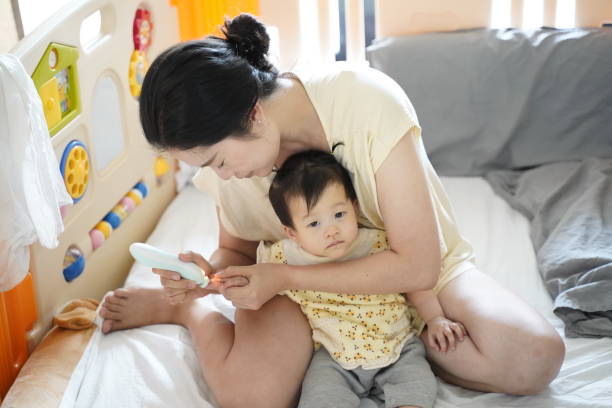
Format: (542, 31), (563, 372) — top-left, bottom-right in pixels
(0, 0), (19, 53)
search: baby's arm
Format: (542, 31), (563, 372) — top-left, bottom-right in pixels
(406, 290), (467, 352)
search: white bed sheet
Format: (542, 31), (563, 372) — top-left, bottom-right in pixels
(61, 178), (612, 408)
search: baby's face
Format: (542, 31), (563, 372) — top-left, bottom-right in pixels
(285, 183), (359, 259)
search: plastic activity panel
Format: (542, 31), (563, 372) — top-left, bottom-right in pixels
(31, 43), (81, 136)
(129, 7), (153, 98)
(59, 140), (90, 203)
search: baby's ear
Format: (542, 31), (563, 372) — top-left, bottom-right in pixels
(283, 225), (298, 241)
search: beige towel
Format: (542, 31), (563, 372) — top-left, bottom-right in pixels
(53, 298), (99, 330)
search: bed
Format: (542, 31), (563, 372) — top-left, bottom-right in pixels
(52, 25), (612, 407)
(52, 178), (612, 407)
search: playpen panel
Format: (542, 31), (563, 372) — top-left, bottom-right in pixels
(9, 0), (180, 352)
(1, 1), (270, 399)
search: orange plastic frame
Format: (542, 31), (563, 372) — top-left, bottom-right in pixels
(170, 0), (259, 41)
(0, 274), (37, 400)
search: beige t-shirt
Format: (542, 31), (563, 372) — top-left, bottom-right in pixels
(193, 64), (476, 291)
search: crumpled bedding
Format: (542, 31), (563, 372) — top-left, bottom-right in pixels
(19, 180), (612, 408)
(486, 158), (612, 338)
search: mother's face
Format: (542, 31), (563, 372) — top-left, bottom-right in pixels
(170, 131), (280, 180)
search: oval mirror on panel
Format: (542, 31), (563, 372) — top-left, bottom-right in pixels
(91, 75), (125, 172)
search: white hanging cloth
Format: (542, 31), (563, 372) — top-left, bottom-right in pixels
(0, 53), (72, 292)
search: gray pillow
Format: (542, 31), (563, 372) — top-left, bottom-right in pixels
(367, 28), (612, 176)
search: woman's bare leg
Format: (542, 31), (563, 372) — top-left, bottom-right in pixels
(420, 268), (565, 395)
(100, 288), (312, 408)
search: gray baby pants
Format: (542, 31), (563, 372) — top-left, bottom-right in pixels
(298, 336), (437, 408)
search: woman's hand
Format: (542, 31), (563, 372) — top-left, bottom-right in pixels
(425, 316), (467, 353)
(152, 251), (226, 305)
(216, 263), (288, 310)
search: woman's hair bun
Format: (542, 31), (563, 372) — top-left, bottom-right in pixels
(222, 13), (273, 72)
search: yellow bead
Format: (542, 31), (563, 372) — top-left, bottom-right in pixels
(95, 221), (113, 238)
(112, 205), (128, 220)
(126, 190), (142, 205)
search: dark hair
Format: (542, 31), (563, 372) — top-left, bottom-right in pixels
(139, 13), (278, 150)
(269, 150), (357, 228)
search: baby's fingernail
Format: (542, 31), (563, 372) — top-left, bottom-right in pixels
(172, 274), (181, 281)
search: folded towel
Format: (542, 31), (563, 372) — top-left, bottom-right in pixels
(54, 299), (100, 330)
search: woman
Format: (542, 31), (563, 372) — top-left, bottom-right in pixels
(100, 14), (564, 408)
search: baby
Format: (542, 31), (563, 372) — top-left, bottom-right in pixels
(258, 149), (465, 408)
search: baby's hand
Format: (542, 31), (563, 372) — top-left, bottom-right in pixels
(425, 316), (467, 353)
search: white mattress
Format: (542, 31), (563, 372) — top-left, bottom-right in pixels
(61, 178), (612, 408)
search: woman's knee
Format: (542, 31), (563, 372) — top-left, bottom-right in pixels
(215, 385), (299, 408)
(499, 331), (565, 395)
(213, 298), (311, 407)
(212, 356), (306, 408)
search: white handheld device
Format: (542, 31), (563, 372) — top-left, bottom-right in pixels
(129, 243), (210, 288)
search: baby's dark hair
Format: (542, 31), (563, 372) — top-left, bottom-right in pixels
(269, 149), (357, 228)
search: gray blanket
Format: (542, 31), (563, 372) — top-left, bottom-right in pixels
(486, 158), (612, 338)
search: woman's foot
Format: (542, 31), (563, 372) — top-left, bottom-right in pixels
(99, 287), (180, 334)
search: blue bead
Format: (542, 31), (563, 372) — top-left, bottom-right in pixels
(63, 255), (85, 282)
(103, 212), (122, 229)
(134, 182), (148, 198)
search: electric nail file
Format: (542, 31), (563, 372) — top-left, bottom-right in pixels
(129, 243), (210, 288)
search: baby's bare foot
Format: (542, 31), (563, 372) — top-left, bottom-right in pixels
(99, 287), (178, 334)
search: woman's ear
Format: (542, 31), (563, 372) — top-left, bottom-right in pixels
(250, 102), (265, 126)
(283, 225), (298, 241)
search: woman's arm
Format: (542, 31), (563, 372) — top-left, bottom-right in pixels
(220, 130), (442, 308)
(287, 130), (441, 293)
(211, 209), (260, 270)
